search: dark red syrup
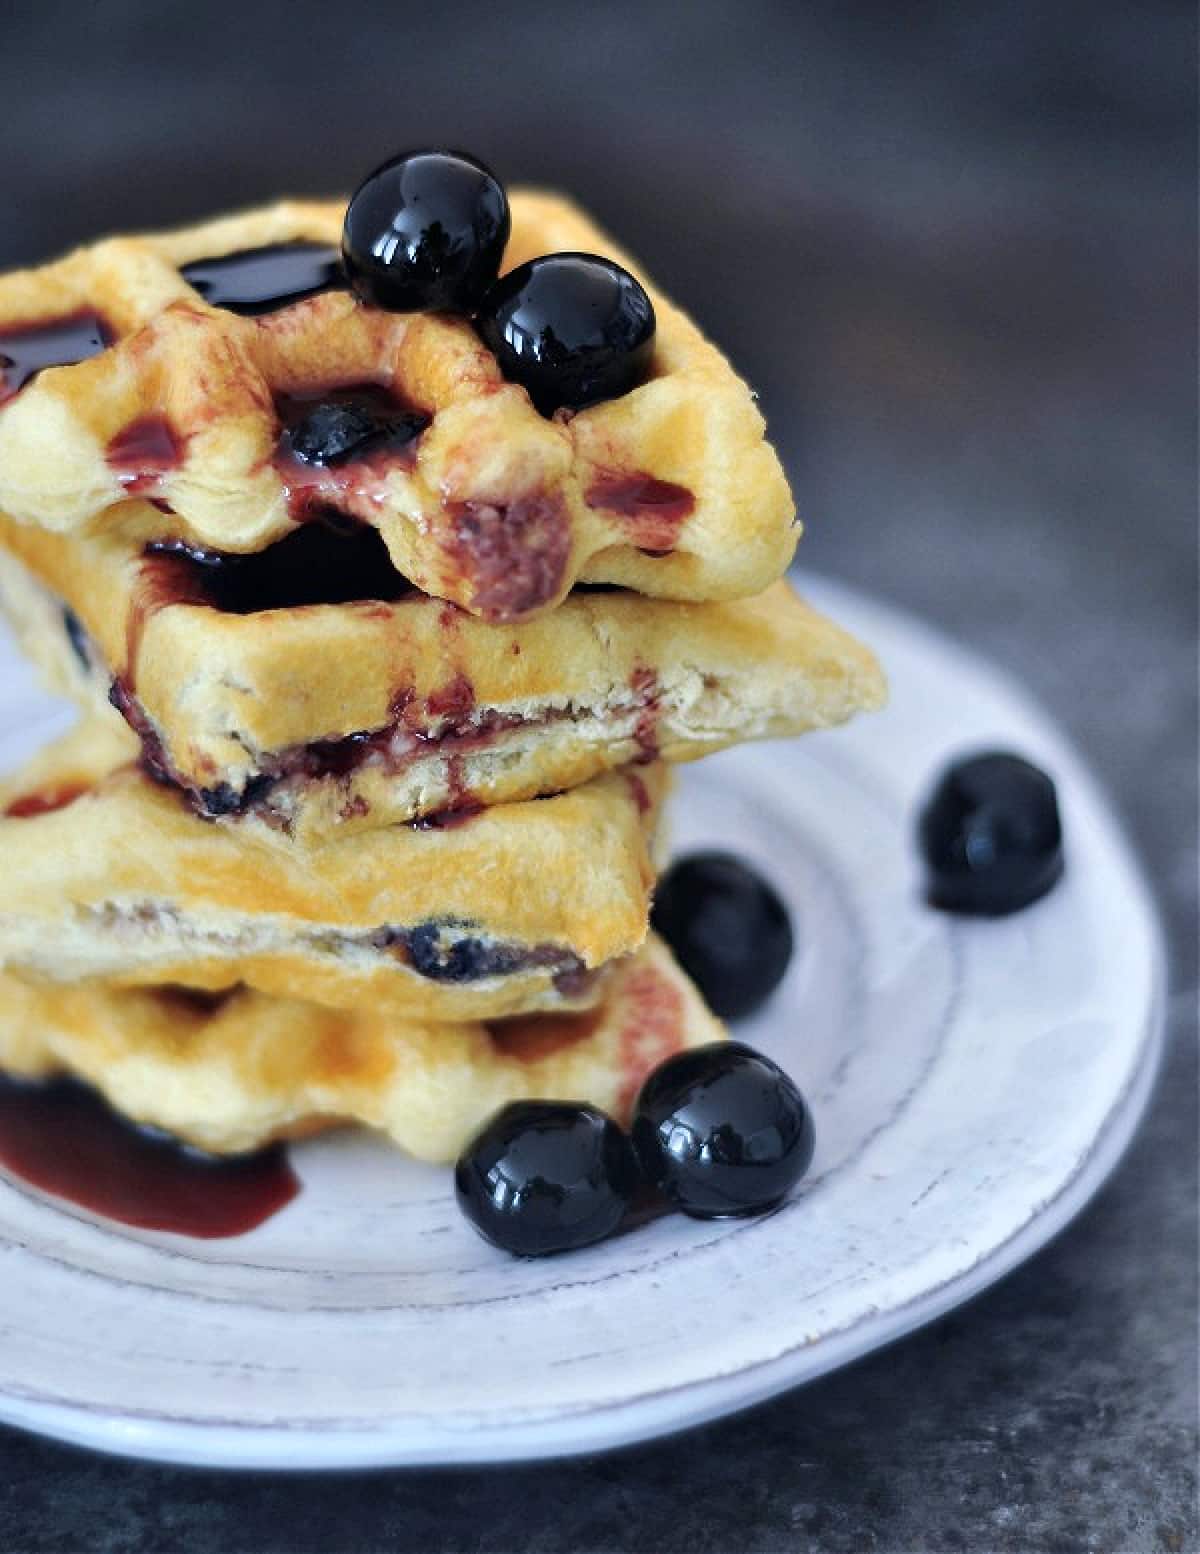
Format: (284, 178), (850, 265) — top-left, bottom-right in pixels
(143, 522), (415, 618)
(585, 472), (695, 552)
(0, 310), (114, 403)
(448, 492), (570, 622)
(0, 1074), (299, 1237)
(411, 751), (483, 829)
(487, 1002), (606, 1063)
(274, 383), (429, 518)
(123, 548), (212, 682)
(107, 415), (183, 493)
(108, 679), (176, 790)
(625, 772), (652, 815)
(425, 672), (476, 725)
(4, 784), (88, 818)
(180, 242), (345, 316)
(413, 799), (484, 831)
(629, 665), (662, 763)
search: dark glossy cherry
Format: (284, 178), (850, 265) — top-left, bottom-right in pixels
(342, 149), (510, 313)
(455, 1100), (640, 1256)
(919, 751), (1064, 915)
(631, 1041), (815, 1219)
(651, 852), (793, 1020)
(476, 253), (655, 415)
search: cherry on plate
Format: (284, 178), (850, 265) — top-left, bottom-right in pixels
(651, 852), (793, 1020)
(455, 1100), (640, 1256)
(631, 1041), (815, 1219)
(919, 750), (1064, 915)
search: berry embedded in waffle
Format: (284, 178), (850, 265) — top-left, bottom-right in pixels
(0, 721), (669, 1022)
(0, 505), (885, 843)
(0, 934), (721, 1164)
(0, 192), (796, 622)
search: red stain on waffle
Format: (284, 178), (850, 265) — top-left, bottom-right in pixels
(4, 783), (89, 818)
(488, 1003), (606, 1063)
(629, 665), (662, 762)
(447, 491), (572, 621)
(124, 550), (212, 681)
(425, 671), (476, 725)
(106, 415), (183, 493)
(615, 965), (685, 1120)
(413, 752), (484, 830)
(625, 772), (651, 815)
(585, 471), (695, 553)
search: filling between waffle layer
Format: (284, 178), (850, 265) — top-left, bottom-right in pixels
(39, 902), (596, 995)
(47, 577), (673, 827)
(107, 672), (663, 825)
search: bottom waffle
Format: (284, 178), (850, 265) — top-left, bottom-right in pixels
(0, 934), (721, 1164)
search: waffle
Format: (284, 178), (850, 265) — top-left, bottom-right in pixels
(0, 720), (669, 1021)
(0, 934), (721, 1162)
(0, 193), (796, 622)
(0, 506), (885, 842)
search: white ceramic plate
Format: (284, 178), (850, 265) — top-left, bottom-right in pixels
(0, 576), (1165, 1469)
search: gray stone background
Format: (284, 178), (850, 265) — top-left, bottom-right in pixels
(0, 2), (1194, 1549)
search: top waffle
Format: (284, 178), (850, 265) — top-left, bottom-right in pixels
(0, 194), (796, 622)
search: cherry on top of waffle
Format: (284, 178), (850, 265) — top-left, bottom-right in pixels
(0, 193), (797, 623)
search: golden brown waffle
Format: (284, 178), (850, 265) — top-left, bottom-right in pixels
(0, 934), (721, 1162)
(0, 505), (885, 842)
(0, 720), (669, 1022)
(0, 194), (796, 621)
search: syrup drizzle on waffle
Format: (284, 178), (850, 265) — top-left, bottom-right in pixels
(0, 310), (113, 403)
(180, 241), (345, 315)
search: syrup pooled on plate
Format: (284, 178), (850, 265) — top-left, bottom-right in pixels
(0, 1073), (300, 1238)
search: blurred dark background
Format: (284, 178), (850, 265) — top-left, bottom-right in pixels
(0, 2), (1195, 1550)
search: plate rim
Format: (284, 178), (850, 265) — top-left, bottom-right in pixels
(0, 575), (1171, 1469)
(0, 970), (1166, 1470)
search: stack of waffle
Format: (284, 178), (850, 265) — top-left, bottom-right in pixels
(0, 192), (883, 1164)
